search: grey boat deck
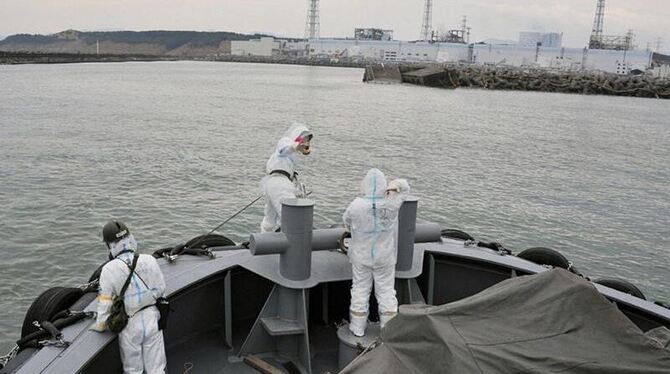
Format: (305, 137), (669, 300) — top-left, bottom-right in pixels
(6, 238), (670, 374)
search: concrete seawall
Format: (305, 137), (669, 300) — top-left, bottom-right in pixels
(364, 63), (670, 99)
(0, 51), (367, 68)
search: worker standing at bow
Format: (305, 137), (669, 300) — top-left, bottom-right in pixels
(260, 124), (313, 233)
(343, 169), (410, 337)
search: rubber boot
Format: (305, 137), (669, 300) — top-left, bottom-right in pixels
(379, 312), (397, 329)
(349, 312), (368, 337)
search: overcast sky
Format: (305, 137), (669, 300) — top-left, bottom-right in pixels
(1, 0), (668, 53)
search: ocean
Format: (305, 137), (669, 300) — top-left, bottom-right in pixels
(0, 61), (668, 352)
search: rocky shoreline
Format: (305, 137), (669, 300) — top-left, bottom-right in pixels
(4, 52), (667, 99)
(364, 63), (670, 99)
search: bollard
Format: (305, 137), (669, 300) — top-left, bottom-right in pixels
(396, 198), (418, 272)
(279, 198), (314, 281)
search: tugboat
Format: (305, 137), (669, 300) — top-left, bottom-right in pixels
(1, 198), (669, 373)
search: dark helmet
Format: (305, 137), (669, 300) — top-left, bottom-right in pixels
(102, 220), (130, 244)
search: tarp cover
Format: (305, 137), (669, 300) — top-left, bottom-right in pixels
(341, 269), (670, 373)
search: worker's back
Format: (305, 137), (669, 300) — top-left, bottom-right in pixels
(100, 252), (165, 314)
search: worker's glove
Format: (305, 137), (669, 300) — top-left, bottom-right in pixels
(296, 182), (309, 198)
(386, 179), (410, 195)
(295, 142), (311, 155)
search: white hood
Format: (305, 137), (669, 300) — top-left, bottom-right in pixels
(109, 234), (138, 258)
(360, 168), (387, 199)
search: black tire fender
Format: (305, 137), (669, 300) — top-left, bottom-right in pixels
(440, 229), (475, 241)
(21, 287), (85, 338)
(517, 247), (571, 270)
(593, 277), (646, 300)
(153, 234), (236, 258)
(185, 234), (235, 249)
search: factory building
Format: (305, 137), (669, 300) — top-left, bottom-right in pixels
(308, 38), (652, 74)
(231, 37), (308, 57)
(354, 28), (393, 41)
(519, 32), (563, 48)
(231, 37), (281, 57)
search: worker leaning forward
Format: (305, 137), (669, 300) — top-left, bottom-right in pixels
(260, 123), (313, 233)
(343, 169), (410, 337)
(91, 220), (167, 374)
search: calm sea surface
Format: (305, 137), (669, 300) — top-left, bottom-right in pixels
(0, 61), (669, 352)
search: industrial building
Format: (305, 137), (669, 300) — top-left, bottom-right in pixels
(354, 28), (393, 41)
(308, 38), (652, 74)
(231, 37), (307, 57)
(220, 0), (655, 75)
(519, 32), (563, 48)
(231, 37), (280, 57)
(301, 0), (658, 74)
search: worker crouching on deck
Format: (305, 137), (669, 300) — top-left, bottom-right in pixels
(260, 124), (313, 233)
(343, 169), (410, 337)
(91, 220), (167, 374)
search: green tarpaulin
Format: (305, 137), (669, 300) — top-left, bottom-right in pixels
(342, 269), (670, 373)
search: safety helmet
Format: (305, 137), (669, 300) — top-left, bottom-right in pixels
(102, 220), (130, 244)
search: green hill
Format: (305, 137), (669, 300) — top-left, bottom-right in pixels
(0, 29), (273, 56)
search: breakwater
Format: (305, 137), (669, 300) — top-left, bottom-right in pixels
(364, 64), (670, 99)
(0, 51), (366, 68)
(0, 51), (178, 65)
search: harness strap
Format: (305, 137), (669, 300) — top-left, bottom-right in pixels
(133, 303), (157, 317)
(270, 169), (295, 181)
(119, 254), (139, 298)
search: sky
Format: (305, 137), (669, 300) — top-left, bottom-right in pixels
(1, 0), (669, 53)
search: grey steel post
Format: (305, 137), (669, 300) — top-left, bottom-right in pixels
(280, 198), (314, 281)
(396, 197), (418, 272)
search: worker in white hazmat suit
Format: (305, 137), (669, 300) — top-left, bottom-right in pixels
(91, 221), (167, 374)
(260, 124), (313, 233)
(343, 169), (409, 337)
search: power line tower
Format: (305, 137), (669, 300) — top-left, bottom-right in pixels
(624, 29), (635, 50)
(461, 15), (471, 44)
(420, 0), (433, 41)
(589, 0), (606, 49)
(304, 0), (320, 40)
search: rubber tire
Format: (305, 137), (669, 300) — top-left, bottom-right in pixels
(441, 229), (475, 241)
(152, 234), (235, 258)
(594, 278), (646, 300)
(20, 287), (85, 338)
(185, 234), (235, 249)
(517, 247), (570, 269)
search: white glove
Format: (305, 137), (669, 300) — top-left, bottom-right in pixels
(387, 179), (410, 194)
(296, 182), (309, 198)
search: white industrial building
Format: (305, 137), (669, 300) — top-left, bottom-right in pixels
(231, 37), (281, 57)
(308, 38), (653, 74)
(231, 37), (307, 57)
(354, 28), (393, 41)
(519, 32), (563, 48)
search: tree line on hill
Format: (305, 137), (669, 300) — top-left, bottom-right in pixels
(0, 30), (275, 54)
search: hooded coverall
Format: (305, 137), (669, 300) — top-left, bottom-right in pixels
(343, 169), (407, 336)
(260, 124), (311, 233)
(92, 235), (167, 374)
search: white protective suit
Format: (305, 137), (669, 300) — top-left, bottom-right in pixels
(92, 235), (167, 374)
(343, 169), (407, 336)
(260, 124), (311, 233)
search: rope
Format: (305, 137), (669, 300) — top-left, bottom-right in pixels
(186, 195), (263, 250)
(0, 346), (19, 368)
